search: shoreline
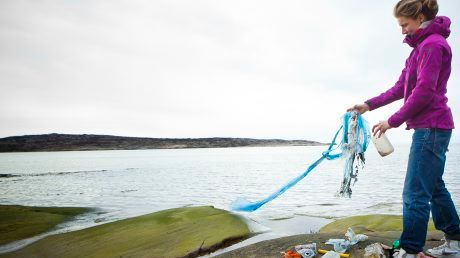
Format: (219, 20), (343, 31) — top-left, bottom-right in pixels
(0, 204), (444, 258)
(0, 144), (328, 154)
(201, 215), (333, 257)
(0, 134), (327, 153)
(0, 205), (332, 256)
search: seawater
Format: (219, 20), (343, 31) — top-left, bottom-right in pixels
(1, 143), (460, 232)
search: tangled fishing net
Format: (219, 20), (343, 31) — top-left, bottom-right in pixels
(231, 111), (370, 212)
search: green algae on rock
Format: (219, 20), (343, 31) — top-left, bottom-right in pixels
(0, 205), (90, 246)
(0, 206), (250, 258)
(319, 214), (436, 234)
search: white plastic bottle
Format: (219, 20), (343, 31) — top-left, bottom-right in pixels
(371, 133), (394, 157)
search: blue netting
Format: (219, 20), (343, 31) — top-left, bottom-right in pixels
(231, 111), (370, 212)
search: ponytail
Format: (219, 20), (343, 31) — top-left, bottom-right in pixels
(394, 0), (438, 20)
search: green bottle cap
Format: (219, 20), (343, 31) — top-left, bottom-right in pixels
(392, 240), (400, 249)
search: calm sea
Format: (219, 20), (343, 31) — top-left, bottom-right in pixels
(1, 143), (460, 250)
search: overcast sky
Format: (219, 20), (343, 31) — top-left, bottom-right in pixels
(1, 1), (459, 143)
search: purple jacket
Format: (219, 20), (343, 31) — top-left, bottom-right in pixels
(365, 16), (454, 129)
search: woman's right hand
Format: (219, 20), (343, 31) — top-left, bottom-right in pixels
(347, 103), (370, 114)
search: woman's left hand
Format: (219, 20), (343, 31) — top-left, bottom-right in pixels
(372, 120), (391, 138)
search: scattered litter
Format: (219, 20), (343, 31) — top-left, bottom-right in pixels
(298, 248), (316, 258)
(281, 243), (317, 258)
(295, 243), (317, 258)
(318, 249), (350, 258)
(392, 240), (400, 249)
(295, 243), (317, 252)
(389, 240), (400, 257)
(326, 227), (368, 252)
(364, 243), (386, 258)
(346, 227), (368, 245)
(325, 239), (350, 253)
(281, 227), (368, 258)
(321, 250), (341, 258)
(281, 250), (302, 258)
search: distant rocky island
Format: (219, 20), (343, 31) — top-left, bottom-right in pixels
(0, 133), (326, 152)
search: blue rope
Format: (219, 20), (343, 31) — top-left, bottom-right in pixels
(231, 112), (369, 212)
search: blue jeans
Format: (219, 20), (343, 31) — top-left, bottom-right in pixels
(400, 128), (460, 253)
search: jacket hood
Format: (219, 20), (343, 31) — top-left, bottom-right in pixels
(404, 16), (451, 47)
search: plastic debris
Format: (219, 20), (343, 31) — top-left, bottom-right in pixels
(346, 227), (368, 245)
(389, 240), (400, 257)
(325, 239), (351, 253)
(318, 249), (350, 258)
(392, 240), (400, 249)
(295, 243), (317, 258)
(295, 243), (317, 252)
(281, 250), (302, 258)
(298, 248), (316, 258)
(371, 132), (394, 157)
(326, 227), (368, 252)
(321, 250), (341, 258)
(364, 243), (386, 258)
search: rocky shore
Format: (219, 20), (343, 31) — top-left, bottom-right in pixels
(211, 214), (442, 258)
(0, 206), (250, 258)
(0, 205), (445, 258)
(212, 231), (444, 258)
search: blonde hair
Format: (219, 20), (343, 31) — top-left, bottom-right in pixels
(394, 0), (438, 20)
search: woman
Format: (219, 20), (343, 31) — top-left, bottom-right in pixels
(348, 0), (460, 257)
